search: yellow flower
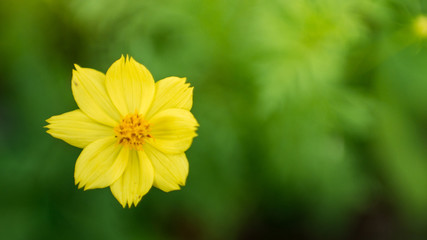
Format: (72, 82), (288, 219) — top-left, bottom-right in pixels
(46, 56), (199, 207)
(414, 15), (427, 38)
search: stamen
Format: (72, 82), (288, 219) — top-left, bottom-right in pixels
(114, 113), (151, 150)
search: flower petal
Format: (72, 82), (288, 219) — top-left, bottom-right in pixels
(72, 65), (120, 126)
(105, 56), (155, 117)
(110, 150), (154, 207)
(75, 137), (129, 190)
(144, 143), (189, 192)
(145, 77), (193, 120)
(147, 108), (199, 154)
(46, 109), (114, 148)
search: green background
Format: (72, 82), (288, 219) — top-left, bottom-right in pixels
(1, 0), (427, 239)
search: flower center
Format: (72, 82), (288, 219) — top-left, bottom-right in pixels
(114, 113), (152, 150)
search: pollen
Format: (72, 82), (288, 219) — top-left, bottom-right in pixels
(114, 113), (152, 150)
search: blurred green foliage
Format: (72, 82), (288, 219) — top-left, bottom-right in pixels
(2, 0), (427, 239)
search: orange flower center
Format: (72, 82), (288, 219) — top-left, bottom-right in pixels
(114, 113), (152, 150)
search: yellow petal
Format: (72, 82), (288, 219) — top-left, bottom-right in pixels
(144, 144), (189, 192)
(147, 108), (199, 154)
(105, 56), (155, 117)
(75, 137), (129, 190)
(46, 110), (114, 148)
(72, 65), (120, 126)
(145, 77), (193, 120)
(110, 150), (154, 207)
